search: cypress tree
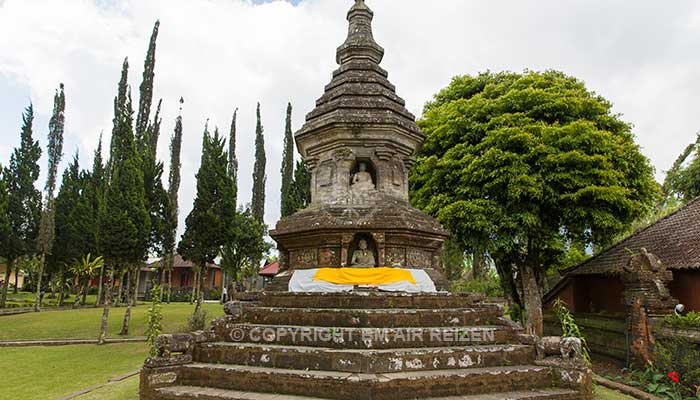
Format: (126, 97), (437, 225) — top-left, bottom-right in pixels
(98, 58), (150, 343)
(163, 98), (184, 303)
(280, 103), (295, 217)
(0, 169), (9, 273)
(51, 153), (82, 306)
(89, 136), (106, 306)
(289, 160), (312, 213)
(1, 104), (41, 309)
(251, 103), (266, 224)
(228, 108), (239, 206)
(178, 125), (235, 317)
(135, 20), (160, 151)
(35, 83), (66, 311)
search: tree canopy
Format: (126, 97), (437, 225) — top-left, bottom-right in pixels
(410, 70), (659, 334)
(664, 133), (700, 202)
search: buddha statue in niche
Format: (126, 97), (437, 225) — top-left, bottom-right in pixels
(350, 239), (376, 268)
(351, 162), (375, 192)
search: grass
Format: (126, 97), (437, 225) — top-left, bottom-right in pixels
(0, 343), (147, 400)
(74, 375), (140, 400)
(0, 302), (224, 341)
(595, 386), (637, 400)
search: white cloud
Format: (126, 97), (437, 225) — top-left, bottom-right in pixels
(2, 0), (700, 242)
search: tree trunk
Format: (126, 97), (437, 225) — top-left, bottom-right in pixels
(520, 264), (544, 336)
(116, 269), (126, 306)
(472, 252), (486, 281)
(96, 265), (104, 307)
(0, 258), (14, 308)
(193, 264), (207, 316)
(34, 255), (45, 312)
(13, 263), (19, 293)
(58, 266), (66, 307)
(98, 265), (115, 345)
(167, 267), (173, 304)
(190, 268), (198, 304)
(220, 271), (226, 304)
(119, 265), (138, 336)
(81, 278), (88, 306)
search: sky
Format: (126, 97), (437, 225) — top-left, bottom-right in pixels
(1, 0), (700, 241)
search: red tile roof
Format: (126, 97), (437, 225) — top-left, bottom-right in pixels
(565, 197), (700, 276)
(259, 260), (279, 276)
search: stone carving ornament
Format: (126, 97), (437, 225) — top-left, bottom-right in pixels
(351, 162), (375, 192)
(351, 239), (376, 268)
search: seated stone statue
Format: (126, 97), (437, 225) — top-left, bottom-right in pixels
(350, 239), (376, 268)
(351, 162), (375, 192)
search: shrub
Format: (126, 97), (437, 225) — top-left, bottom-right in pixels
(188, 308), (208, 331)
(145, 284), (163, 357)
(664, 311), (700, 330)
(553, 299), (591, 365)
(655, 335), (700, 397)
(451, 271), (503, 298)
(206, 287), (221, 301)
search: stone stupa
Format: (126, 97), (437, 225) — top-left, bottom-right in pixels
(270, 0), (449, 289)
(139, 3), (594, 399)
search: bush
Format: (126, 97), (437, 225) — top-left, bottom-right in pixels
(206, 287), (221, 301)
(188, 308), (208, 331)
(145, 285), (163, 357)
(655, 335), (700, 397)
(553, 299), (591, 365)
(451, 274), (503, 298)
(664, 311), (700, 330)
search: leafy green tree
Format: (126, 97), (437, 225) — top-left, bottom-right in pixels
(280, 103), (295, 217)
(251, 103), (266, 224)
(163, 98), (184, 303)
(1, 104), (42, 308)
(663, 133), (700, 202)
(35, 83), (66, 311)
(410, 71), (659, 334)
(98, 58), (150, 343)
(288, 160), (311, 213)
(178, 125), (236, 317)
(221, 207), (270, 296)
(68, 254), (103, 307)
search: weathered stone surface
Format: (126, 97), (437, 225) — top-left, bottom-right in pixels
(270, 0), (449, 281)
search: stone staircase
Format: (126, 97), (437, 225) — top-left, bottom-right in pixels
(140, 292), (593, 400)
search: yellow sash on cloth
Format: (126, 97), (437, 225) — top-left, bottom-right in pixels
(313, 267), (416, 285)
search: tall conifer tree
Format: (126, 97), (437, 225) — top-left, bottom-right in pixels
(251, 103), (266, 224)
(163, 98), (184, 303)
(0, 169), (9, 274)
(178, 125), (236, 316)
(1, 105), (41, 308)
(280, 103), (295, 217)
(98, 58), (150, 343)
(35, 83), (66, 311)
(90, 136), (106, 305)
(228, 108), (239, 206)
(135, 20), (160, 151)
(289, 160), (312, 213)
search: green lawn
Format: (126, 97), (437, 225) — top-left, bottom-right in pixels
(595, 386), (636, 400)
(0, 343), (147, 400)
(0, 302), (224, 341)
(74, 375), (140, 400)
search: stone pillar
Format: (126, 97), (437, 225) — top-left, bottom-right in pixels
(372, 232), (385, 266)
(340, 233), (353, 267)
(621, 248), (676, 366)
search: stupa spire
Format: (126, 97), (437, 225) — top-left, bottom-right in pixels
(336, 0), (385, 65)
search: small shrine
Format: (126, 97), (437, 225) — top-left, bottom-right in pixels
(270, 0), (449, 290)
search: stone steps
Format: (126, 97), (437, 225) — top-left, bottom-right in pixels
(176, 363), (560, 400)
(194, 342), (536, 373)
(155, 386), (585, 400)
(212, 323), (515, 349)
(234, 305), (503, 328)
(235, 292), (485, 309)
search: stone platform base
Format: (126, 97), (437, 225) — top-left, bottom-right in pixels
(140, 292), (593, 400)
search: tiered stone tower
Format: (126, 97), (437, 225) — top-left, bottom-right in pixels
(139, 2), (594, 399)
(270, 0), (448, 288)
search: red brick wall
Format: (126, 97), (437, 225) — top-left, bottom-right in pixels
(670, 270), (700, 312)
